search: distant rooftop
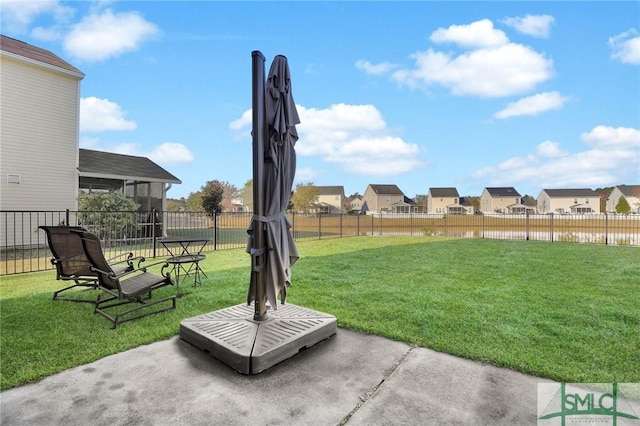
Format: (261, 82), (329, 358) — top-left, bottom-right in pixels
(542, 188), (598, 197)
(368, 184), (404, 195)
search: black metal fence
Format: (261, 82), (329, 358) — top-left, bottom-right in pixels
(2, 210), (639, 275)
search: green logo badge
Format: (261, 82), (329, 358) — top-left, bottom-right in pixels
(538, 383), (639, 425)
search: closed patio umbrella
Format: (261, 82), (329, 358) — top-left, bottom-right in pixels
(180, 52), (335, 375)
(247, 54), (300, 319)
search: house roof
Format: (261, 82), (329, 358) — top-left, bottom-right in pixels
(429, 187), (459, 197)
(459, 197), (474, 207)
(484, 187), (521, 197)
(316, 186), (344, 196)
(0, 35), (84, 78)
(78, 149), (181, 184)
(616, 184), (640, 198)
(368, 184), (404, 195)
(542, 188), (599, 197)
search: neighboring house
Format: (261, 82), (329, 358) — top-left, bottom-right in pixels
(1, 35), (85, 212)
(459, 197), (477, 215)
(520, 197), (538, 214)
(79, 149), (182, 212)
(480, 187), (522, 214)
(606, 184), (640, 213)
(391, 196), (424, 213)
(427, 187), (472, 214)
(348, 195), (364, 214)
(362, 184), (405, 214)
(537, 189), (601, 214)
(314, 186), (346, 214)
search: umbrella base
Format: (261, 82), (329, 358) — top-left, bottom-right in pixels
(179, 302), (337, 374)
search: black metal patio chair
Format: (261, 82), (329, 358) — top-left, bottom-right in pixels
(39, 226), (139, 303)
(74, 230), (177, 328)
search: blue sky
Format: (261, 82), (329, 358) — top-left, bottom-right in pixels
(2, 1), (639, 199)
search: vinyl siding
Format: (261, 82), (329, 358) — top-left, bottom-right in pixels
(0, 56), (80, 212)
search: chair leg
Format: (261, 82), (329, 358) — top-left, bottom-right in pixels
(53, 280), (98, 303)
(96, 295), (177, 329)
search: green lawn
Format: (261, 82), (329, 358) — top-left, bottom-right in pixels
(1, 236), (638, 390)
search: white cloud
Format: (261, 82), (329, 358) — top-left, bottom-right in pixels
(495, 92), (569, 119)
(0, 0), (73, 33)
(430, 19), (509, 48)
(355, 59), (398, 75)
(609, 29), (640, 65)
(148, 143), (194, 165)
(501, 15), (554, 38)
(80, 97), (137, 133)
(361, 19), (554, 98)
(392, 43), (553, 97)
(231, 103), (424, 177)
(536, 141), (568, 158)
(63, 9), (159, 62)
(581, 125), (640, 149)
(472, 126), (640, 190)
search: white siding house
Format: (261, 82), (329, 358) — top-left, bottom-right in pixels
(606, 185), (640, 213)
(537, 189), (601, 214)
(1, 36), (85, 246)
(1, 36), (85, 212)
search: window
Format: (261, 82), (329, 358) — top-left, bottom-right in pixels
(585, 199), (589, 204)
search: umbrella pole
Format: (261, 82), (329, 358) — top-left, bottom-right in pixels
(251, 51), (268, 321)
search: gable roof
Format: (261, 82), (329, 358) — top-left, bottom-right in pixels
(0, 35), (84, 78)
(78, 149), (181, 184)
(484, 187), (521, 197)
(616, 184), (640, 198)
(429, 187), (459, 197)
(542, 188), (599, 197)
(316, 186), (344, 196)
(367, 184), (404, 195)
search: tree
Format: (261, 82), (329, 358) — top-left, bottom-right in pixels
(201, 180), (225, 216)
(413, 194), (428, 208)
(291, 182), (320, 213)
(77, 192), (140, 240)
(186, 191), (204, 212)
(166, 197), (186, 212)
(595, 186), (613, 213)
(239, 179), (254, 212)
(616, 196), (631, 214)
(218, 181), (239, 212)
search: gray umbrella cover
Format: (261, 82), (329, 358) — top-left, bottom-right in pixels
(247, 55), (300, 310)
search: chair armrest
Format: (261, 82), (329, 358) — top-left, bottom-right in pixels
(138, 260), (171, 272)
(107, 252), (144, 265)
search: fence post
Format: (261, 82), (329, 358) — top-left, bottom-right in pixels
(357, 213), (360, 236)
(410, 212), (413, 236)
(213, 210), (218, 251)
(444, 214), (447, 236)
(605, 212), (608, 246)
(318, 213), (322, 239)
(340, 213), (343, 238)
(152, 208), (157, 258)
(65, 209), (70, 226)
(371, 214), (374, 236)
(550, 213), (554, 243)
(526, 211), (530, 241)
